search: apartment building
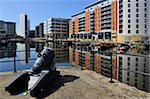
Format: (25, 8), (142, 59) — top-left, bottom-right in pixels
(117, 53), (150, 92)
(35, 23), (44, 37)
(44, 18), (69, 41)
(118, 0), (150, 43)
(69, 0), (149, 43)
(19, 13), (30, 38)
(69, 0), (118, 42)
(0, 20), (16, 39)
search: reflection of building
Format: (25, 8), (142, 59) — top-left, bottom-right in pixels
(35, 23), (44, 37)
(0, 42), (16, 58)
(69, 45), (117, 78)
(47, 42), (68, 63)
(18, 43), (30, 64)
(117, 53), (150, 92)
(19, 13), (30, 38)
(69, 0), (150, 43)
(44, 18), (69, 40)
(0, 20), (16, 39)
(35, 43), (44, 53)
(29, 30), (35, 38)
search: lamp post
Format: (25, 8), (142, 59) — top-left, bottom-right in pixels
(109, 51), (114, 83)
(13, 49), (17, 73)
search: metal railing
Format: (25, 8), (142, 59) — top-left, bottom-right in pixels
(0, 50), (37, 72)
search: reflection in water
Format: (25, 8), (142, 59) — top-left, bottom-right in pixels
(1, 42), (149, 92)
(17, 43), (30, 64)
(0, 42), (16, 58)
(35, 43), (44, 53)
(69, 44), (150, 92)
(0, 42), (69, 72)
(45, 42), (69, 63)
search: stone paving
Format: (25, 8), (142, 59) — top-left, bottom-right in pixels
(0, 67), (149, 99)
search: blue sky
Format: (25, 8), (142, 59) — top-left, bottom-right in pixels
(0, 0), (95, 33)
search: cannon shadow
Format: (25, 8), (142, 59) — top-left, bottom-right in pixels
(36, 75), (80, 98)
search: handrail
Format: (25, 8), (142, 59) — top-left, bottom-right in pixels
(0, 58), (36, 63)
(0, 50), (36, 53)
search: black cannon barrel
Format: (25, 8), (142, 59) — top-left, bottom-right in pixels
(32, 48), (55, 74)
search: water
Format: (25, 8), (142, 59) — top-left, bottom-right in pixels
(0, 42), (71, 72)
(0, 41), (149, 92)
(68, 44), (150, 92)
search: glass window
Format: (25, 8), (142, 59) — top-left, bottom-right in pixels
(136, 3), (139, 7)
(136, 58), (138, 61)
(128, 9), (131, 13)
(144, 3), (147, 7)
(128, 62), (130, 66)
(136, 19), (139, 23)
(128, 30), (130, 33)
(136, 30), (139, 34)
(128, 57), (130, 61)
(128, 14), (130, 18)
(128, 20), (131, 23)
(128, 25), (131, 28)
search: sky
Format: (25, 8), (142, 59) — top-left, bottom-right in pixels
(0, 0), (96, 33)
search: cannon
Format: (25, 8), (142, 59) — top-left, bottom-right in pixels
(5, 48), (60, 97)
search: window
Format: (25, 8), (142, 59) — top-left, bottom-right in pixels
(143, 85), (145, 89)
(135, 63), (138, 66)
(144, 8), (147, 12)
(128, 14), (130, 18)
(135, 68), (138, 71)
(127, 78), (129, 81)
(136, 14), (139, 17)
(128, 9), (131, 13)
(128, 0), (130, 2)
(136, 8), (139, 12)
(128, 62), (130, 66)
(136, 58), (138, 61)
(136, 19), (139, 23)
(136, 3), (139, 7)
(135, 73), (137, 77)
(128, 25), (131, 28)
(128, 30), (130, 33)
(136, 25), (139, 28)
(119, 57), (122, 65)
(144, 58), (146, 62)
(144, 3), (147, 7)
(128, 20), (131, 23)
(145, 30), (147, 34)
(136, 30), (139, 34)
(128, 4), (130, 7)
(143, 63), (146, 67)
(145, 14), (147, 17)
(145, 25), (147, 28)
(128, 57), (130, 61)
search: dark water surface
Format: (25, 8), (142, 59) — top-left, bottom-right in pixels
(0, 42), (70, 72)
